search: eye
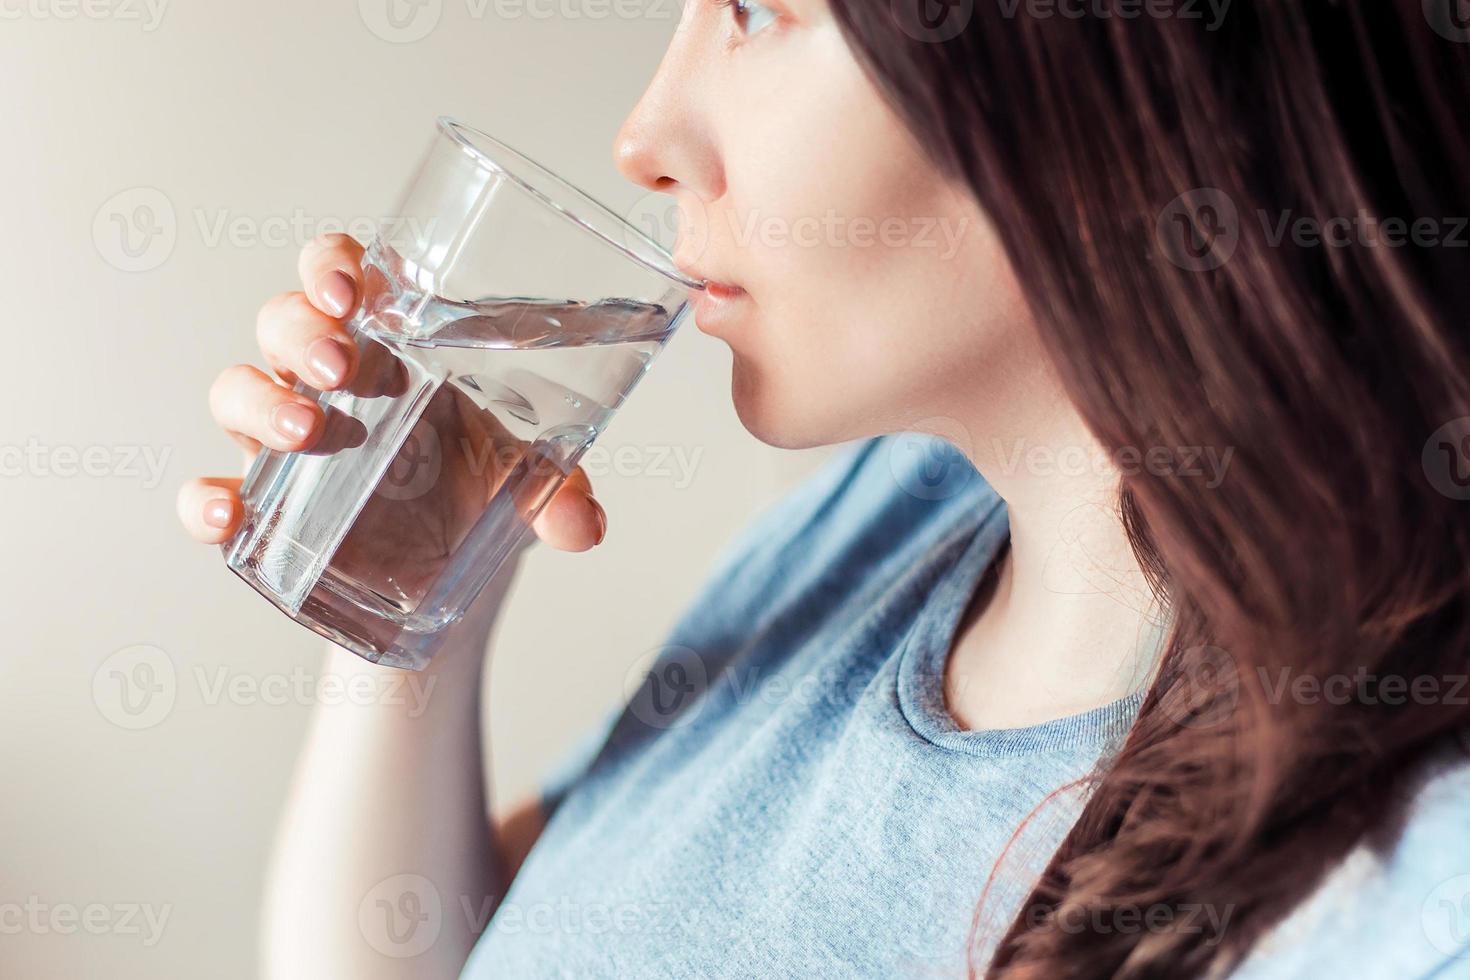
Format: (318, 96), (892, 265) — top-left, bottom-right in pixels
(716, 0), (777, 38)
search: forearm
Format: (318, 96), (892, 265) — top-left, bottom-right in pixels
(261, 572), (514, 980)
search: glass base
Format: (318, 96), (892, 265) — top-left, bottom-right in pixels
(225, 554), (448, 671)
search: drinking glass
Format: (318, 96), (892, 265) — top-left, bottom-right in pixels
(223, 117), (702, 670)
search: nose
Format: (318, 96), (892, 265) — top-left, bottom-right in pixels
(612, 44), (723, 203)
(613, 112), (676, 194)
(614, 118), (674, 194)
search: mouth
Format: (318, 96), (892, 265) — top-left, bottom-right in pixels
(688, 279), (748, 336)
(701, 279), (745, 301)
(675, 256), (750, 335)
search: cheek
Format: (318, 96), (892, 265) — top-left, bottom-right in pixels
(709, 24), (1031, 441)
(730, 205), (1030, 445)
(721, 26), (944, 283)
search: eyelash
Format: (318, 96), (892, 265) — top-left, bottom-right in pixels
(713, 0), (773, 47)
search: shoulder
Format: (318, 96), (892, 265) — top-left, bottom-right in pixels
(1232, 737), (1470, 979)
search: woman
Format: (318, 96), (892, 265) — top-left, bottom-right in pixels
(176, 0), (1470, 976)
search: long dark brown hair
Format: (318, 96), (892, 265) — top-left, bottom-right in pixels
(828, 0), (1470, 975)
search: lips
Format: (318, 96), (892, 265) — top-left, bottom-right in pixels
(676, 257), (748, 335)
(703, 280), (745, 301)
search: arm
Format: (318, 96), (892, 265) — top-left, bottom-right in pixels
(259, 571), (525, 979)
(173, 234), (600, 979)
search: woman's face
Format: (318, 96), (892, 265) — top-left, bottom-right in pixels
(614, 0), (1038, 451)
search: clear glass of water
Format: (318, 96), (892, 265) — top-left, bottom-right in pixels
(223, 117), (702, 670)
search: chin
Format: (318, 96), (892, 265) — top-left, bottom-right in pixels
(728, 354), (856, 451)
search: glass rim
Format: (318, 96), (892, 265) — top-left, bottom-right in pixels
(435, 116), (704, 293)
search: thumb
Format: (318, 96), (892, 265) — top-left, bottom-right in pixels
(530, 468), (606, 552)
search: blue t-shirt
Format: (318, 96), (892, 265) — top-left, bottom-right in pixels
(462, 434), (1470, 979)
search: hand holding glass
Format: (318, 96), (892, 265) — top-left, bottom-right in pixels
(223, 118), (701, 670)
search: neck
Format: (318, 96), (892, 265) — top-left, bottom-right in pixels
(932, 384), (1167, 730)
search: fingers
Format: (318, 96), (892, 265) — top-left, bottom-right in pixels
(530, 467), (606, 552)
(177, 477), (244, 544)
(297, 233), (366, 320)
(209, 364), (323, 454)
(252, 234), (366, 390)
(561, 466), (593, 497)
(256, 291), (358, 389)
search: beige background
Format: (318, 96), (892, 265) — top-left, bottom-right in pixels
(0, 4), (831, 976)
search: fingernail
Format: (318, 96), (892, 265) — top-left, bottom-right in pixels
(203, 497), (235, 529)
(317, 270), (356, 318)
(272, 403), (316, 442)
(588, 495), (607, 545)
(306, 337), (351, 387)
